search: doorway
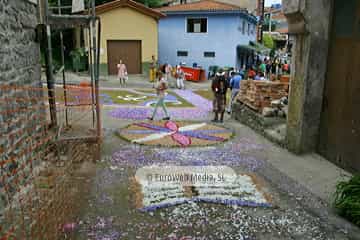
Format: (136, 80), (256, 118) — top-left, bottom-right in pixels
(107, 40), (142, 75)
(318, 0), (360, 171)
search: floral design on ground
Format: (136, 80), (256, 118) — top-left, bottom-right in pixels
(130, 168), (272, 212)
(101, 89), (184, 106)
(108, 90), (213, 120)
(118, 121), (233, 147)
(110, 137), (267, 171)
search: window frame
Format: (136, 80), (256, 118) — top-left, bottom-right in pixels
(186, 17), (208, 33)
(177, 50), (189, 57)
(204, 51), (216, 58)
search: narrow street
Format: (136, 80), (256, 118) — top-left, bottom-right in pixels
(61, 74), (354, 240)
(2, 0), (360, 239)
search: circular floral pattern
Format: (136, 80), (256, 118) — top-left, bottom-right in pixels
(118, 121), (233, 147)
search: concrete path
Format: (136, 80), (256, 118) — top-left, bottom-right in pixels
(59, 72), (359, 239)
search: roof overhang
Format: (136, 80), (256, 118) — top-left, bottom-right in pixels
(237, 41), (271, 54)
(162, 10), (257, 24)
(94, 0), (166, 20)
(237, 45), (257, 53)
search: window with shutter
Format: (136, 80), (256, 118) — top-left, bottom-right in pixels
(187, 18), (207, 33)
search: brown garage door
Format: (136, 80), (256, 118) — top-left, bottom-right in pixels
(107, 40), (141, 75)
(318, 0), (360, 171)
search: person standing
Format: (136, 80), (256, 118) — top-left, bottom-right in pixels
(225, 70), (233, 87)
(266, 59), (272, 79)
(176, 65), (185, 89)
(283, 61), (290, 74)
(278, 60), (283, 79)
(148, 71), (170, 121)
(117, 60), (127, 87)
(149, 55), (157, 83)
(275, 58), (280, 80)
(271, 59), (277, 80)
(227, 72), (242, 114)
(211, 70), (228, 123)
(164, 63), (173, 87)
(259, 61), (266, 75)
(248, 67), (256, 80)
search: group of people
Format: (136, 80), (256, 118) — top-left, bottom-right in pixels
(211, 69), (243, 123)
(117, 56), (248, 123)
(117, 56), (187, 121)
(247, 56), (290, 81)
(117, 56), (186, 90)
(150, 56), (186, 90)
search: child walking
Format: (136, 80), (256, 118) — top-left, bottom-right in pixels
(148, 71), (170, 121)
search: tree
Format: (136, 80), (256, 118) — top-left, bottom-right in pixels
(262, 34), (274, 50)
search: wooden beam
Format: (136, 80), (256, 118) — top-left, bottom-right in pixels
(48, 14), (92, 29)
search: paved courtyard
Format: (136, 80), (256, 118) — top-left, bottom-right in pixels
(58, 73), (358, 240)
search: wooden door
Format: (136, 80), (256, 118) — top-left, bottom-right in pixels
(318, 0), (360, 171)
(107, 40), (142, 75)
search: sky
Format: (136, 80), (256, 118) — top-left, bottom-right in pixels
(265, 0), (282, 7)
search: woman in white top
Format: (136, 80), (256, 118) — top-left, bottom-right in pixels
(117, 60), (127, 86)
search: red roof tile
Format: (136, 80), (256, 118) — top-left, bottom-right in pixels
(157, 0), (244, 12)
(95, 0), (165, 19)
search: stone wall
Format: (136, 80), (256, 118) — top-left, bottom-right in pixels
(0, 0), (45, 208)
(283, 0), (332, 153)
(232, 102), (287, 146)
(0, 1), (102, 238)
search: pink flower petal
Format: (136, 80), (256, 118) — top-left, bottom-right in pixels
(165, 121), (179, 132)
(172, 133), (191, 146)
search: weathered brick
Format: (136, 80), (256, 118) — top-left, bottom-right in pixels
(0, 0), (43, 205)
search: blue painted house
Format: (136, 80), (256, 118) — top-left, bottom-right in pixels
(157, 0), (257, 74)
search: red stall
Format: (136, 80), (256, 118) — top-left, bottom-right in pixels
(180, 66), (205, 82)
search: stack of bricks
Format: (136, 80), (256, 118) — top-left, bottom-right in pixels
(237, 80), (289, 112)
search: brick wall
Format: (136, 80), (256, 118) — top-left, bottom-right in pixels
(0, 0), (45, 209)
(0, 1), (102, 238)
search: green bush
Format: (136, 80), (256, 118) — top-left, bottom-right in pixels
(334, 175), (360, 226)
(263, 34), (275, 50)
